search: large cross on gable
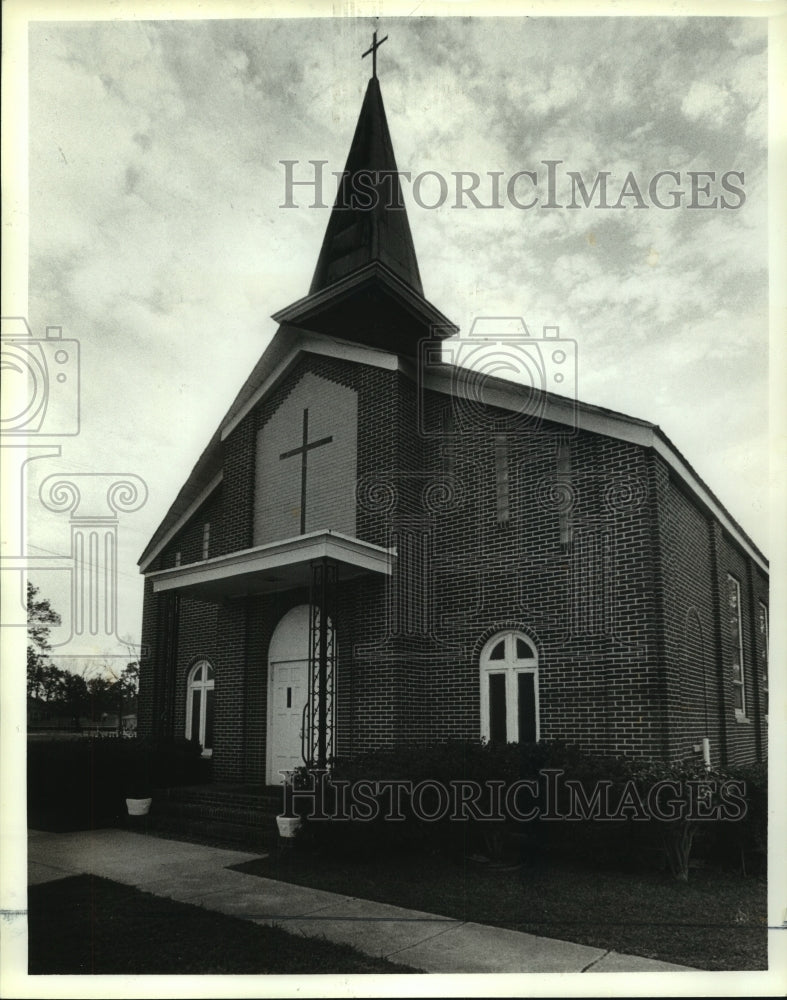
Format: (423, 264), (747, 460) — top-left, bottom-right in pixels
(279, 408), (333, 535)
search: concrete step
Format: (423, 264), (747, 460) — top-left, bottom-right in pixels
(153, 798), (280, 825)
(160, 784), (284, 812)
(138, 783), (285, 853)
(131, 811), (280, 853)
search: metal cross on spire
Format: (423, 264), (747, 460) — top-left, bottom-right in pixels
(362, 29), (388, 79)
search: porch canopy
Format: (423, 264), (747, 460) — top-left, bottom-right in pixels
(147, 529), (393, 602)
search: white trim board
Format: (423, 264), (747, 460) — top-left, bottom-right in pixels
(422, 366), (767, 574)
(220, 328), (400, 441)
(148, 529), (395, 594)
(138, 471), (223, 574)
(140, 333), (767, 577)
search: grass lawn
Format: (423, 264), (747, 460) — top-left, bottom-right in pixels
(28, 874), (416, 975)
(230, 847), (767, 972)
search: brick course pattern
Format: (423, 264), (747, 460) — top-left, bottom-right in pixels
(139, 350), (768, 780)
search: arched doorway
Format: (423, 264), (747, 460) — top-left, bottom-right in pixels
(267, 605), (310, 784)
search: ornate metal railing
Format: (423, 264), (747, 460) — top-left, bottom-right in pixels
(302, 558), (337, 769)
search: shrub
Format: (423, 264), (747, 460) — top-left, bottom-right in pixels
(138, 736), (206, 788)
(28, 737), (126, 830)
(291, 742), (767, 879)
(27, 735), (207, 831)
(698, 759), (767, 874)
(292, 740), (580, 861)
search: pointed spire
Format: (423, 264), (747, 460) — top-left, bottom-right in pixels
(274, 37), (457, 354)
(309, 74), (424, 297)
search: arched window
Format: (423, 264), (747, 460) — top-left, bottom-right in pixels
(480, 631), (539, 744)
(186, 660), (215, 757)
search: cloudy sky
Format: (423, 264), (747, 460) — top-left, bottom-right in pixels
(13, 11), (771, 660)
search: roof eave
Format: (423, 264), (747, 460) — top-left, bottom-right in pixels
(272, 260), (458, 337)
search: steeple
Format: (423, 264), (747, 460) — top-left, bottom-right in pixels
(309, 74), (423, 297)
(273, 35), (457, 355)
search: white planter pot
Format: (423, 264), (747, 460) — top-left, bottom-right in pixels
(276, 814), (302, 839)
(126, 796), (152, 816)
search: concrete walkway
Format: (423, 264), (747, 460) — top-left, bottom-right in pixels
(28, 829), (695, 974)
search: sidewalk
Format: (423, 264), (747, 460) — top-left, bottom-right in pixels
(28, 828), (695, 974)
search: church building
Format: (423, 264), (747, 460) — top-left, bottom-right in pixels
(137, 40), (768, 785)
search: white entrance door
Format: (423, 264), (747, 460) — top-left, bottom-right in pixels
(267, 605), (310, 784)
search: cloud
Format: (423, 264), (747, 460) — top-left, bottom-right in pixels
(681, 81), (733, 124)
(21, 16), (771, 654)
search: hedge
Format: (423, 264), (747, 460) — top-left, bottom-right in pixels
(285, 741), (767, 880)
(27, 736), (207, 832)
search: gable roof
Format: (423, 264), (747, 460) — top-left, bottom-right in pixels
(138, 326), (768, 575)
(137, 56), (766, 578)
(137, 326), (397, 571)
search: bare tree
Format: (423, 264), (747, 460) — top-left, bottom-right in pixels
(27, 582), (62, 699)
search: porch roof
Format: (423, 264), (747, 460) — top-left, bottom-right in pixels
(146, 529), (394, 602)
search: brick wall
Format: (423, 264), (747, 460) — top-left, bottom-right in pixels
(138, 346), (768, 780)
(655, 462), (722, 765)
(654, 458), (767, 767)
(254, 371), (358, 543)
(394, 387), (668, 758)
